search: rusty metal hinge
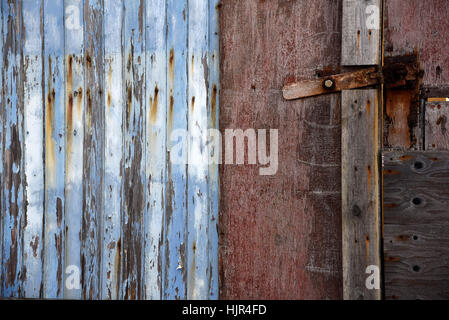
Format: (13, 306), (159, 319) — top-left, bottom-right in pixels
(283, 56), (422, 100)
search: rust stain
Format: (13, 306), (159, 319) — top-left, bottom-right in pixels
(46, 57), (56, 183)
(385, 203), (399, 208)
(385, 89), (413, 148)
(396, 235), (410, 241)
(86, 89), (92, 128)
(356, 30), (360, 54)
(76, 87), (83, 118)
(399, 155), (413, 162)
(107, 64), (112, 108)
(211, 84), (217, 127)
(168, 95), (174, 132)
(191, 96), (195, 112)
(66, 55), (74, 162)
(366, 99), (371, 115)
(169, 48), (174, 82)
(384, 169), (400, 175)
(385, 256), (400, 262)
(150, 85), (159, 124)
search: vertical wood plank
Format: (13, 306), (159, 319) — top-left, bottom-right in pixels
(163, 0), (188, 300)
(143, 0), (166, 300)
(342, 89), (381, 300)
(101, 0), (122, 300)
(122, 0), (146, 300)
(22, 0), (44, 298)
(342, 0), (381, 66)
(82, 0), (104, 300)
(425, 101), (449, 151)
(43, 0), (65, 299)
(1, 0), (25, 298)
(64, 0), (84, 300)
(187, 0), (209, 300)
(0, 0), (3, 298)
(207, 0), (220, 299)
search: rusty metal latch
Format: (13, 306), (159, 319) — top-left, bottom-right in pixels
(283, 56), (422, 100)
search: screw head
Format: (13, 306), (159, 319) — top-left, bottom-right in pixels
(323, 78), (335, 90)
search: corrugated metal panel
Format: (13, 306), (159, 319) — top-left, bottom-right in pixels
(0, 0), (219, 300)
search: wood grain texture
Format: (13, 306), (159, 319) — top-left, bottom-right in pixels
(383, 151), (449, 300)
(220, 0), (343, 299)
(1, 0), (25, 298)
(82, 0), (104, 300)
(164, 0), (188, 300)
(0, 0), (219, 300)
(22, 0), (44, 298)
(43, 0), (65, 299)
(122, 0), (145, 300)
(342, 89), (381, 300)
(342, 0), (381, 66)
(425, 102), (449, 151)
(102, 0), (122, 300)
(64, 0), (85, 300)
(384, 0), (449, 89)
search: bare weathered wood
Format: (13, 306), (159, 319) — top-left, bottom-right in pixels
(82, 0), (104, 300)
(2, 0), (25, 297)
(425, 102), (449, 151)
(342, 0), (381, 66)
(43, 0), (65, 299)
(383, 151), (449, 300)
(342, 89), (381, 300)
(122, 0), (145, 300)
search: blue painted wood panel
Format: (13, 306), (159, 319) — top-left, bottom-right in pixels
(0, 0), (219, 300)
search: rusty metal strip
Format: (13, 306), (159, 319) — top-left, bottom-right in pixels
(283, 67), (378, 100)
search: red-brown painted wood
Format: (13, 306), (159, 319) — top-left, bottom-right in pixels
(219, 0), (343, 299)
(384, 0), (449, 90)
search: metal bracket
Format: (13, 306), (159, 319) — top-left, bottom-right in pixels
(283, 56), (422, 100)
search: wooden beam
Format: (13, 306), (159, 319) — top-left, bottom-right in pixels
(341, 0), (382, 300)
(342, 0), (381, 66)
(342, 89), (382, 300)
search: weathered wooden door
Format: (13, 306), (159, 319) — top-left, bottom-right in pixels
(0, 0), (219, 300)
